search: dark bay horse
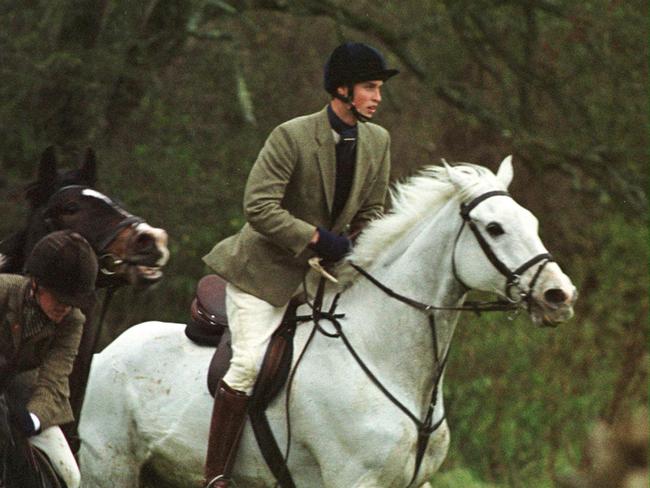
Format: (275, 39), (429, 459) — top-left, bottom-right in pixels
(0, 146), (170, 448)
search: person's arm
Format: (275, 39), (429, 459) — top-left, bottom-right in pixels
(244, 125), (316, 257)
(27, 309), (84, 430)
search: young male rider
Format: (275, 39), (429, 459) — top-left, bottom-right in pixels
(202, 41), (399, 487)
(0, 230), (98, 488)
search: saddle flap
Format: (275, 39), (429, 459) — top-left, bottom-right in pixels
(207, 329), (232, 397)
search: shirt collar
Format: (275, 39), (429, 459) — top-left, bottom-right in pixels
(327, 104), (356, 135)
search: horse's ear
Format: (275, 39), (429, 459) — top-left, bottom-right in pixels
(496, 155), (514, 188)
(443, 160), (465, 188)
(38, 146), (58, 186)
(80, 148), (98, 187)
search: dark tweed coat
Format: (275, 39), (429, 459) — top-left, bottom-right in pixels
(0, 274), (84, 430)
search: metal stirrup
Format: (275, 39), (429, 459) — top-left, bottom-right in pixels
(205, 475), (239, 488)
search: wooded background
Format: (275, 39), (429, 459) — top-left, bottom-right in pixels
(0, 1), (647, 486)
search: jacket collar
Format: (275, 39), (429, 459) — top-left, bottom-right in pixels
(327, 104), (356, 135)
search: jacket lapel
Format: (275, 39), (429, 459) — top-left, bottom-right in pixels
(315, 107), (335, 214)
(332, 121), (372, 231)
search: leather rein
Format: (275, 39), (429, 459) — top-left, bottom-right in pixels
(346, 189), (553, 486)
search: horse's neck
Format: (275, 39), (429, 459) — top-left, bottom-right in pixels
(340, 203), (466, 408)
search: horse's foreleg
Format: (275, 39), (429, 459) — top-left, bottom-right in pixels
(78, 354), (143, 487)
(79, 440), (142, 488)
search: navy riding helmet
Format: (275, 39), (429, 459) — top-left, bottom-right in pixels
(324, 42), (399, 96)
(323, 42), (399, 121)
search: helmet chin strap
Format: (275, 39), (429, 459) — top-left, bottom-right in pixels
(334, 85), (370, 123)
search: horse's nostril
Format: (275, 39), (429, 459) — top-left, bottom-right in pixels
(135, 233), (155, 251)
(544, 288), (567, 304)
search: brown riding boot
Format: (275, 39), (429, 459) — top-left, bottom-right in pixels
(204, 380), (250, 488)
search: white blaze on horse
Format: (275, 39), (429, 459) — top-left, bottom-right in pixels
(79, 157), (576, 488)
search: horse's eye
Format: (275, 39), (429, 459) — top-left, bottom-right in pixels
(486, 222), (504, 237)
(61, 201), (80, 215)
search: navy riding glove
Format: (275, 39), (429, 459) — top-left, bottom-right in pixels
(310, 227), (352, 262)
(12, 405), (39, 437)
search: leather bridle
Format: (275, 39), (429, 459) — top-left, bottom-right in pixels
(42, 185), (145, 275)
(452, 190), (554, 306)
(351, 189), (555, 317)
(344, 189), (555, 486)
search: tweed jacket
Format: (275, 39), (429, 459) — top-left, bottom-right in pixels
(203, 106), (391, 306)
(0, 274), (84, 430)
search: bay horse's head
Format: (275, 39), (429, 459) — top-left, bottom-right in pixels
(1, 146), (169, 287)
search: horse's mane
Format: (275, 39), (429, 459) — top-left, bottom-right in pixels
(337, 163), (501, 285)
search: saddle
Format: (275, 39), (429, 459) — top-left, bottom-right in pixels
(185, 274), (299, 399)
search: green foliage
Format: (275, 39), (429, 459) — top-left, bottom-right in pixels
(430, 468), (503, 488)
(438, 216), (648, 485)
(0, 1), (646, 486)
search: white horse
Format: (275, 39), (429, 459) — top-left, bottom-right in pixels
(78, 157), (576, 488)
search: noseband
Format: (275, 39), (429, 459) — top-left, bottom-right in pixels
(452, 190), (554, 305)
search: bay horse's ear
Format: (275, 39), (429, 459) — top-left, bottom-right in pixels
(80, 148), (98, 187)
(496, 155), (514, 188)
(38, 146), (58, 186)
